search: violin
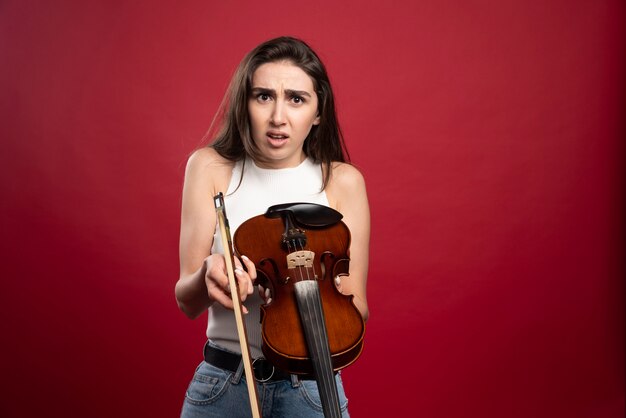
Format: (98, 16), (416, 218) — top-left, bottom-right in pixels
(233, 202), (366, 418)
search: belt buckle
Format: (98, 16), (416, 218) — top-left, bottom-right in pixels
(252, 358), (275, 383)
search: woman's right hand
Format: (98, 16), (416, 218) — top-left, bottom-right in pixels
(204, 254), (256, 313)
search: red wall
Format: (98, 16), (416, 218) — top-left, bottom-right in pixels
(1, 1), (623, 417)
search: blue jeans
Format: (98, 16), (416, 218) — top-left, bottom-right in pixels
(181, 360), (350, 418)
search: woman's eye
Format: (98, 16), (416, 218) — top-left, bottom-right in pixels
(258, 94), (270, 101)
(292, 96), (304, 104)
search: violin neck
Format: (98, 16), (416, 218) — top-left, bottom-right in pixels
(294, 280), (342, 418)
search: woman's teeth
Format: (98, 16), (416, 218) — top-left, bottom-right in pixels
(268, 134), (287, 139)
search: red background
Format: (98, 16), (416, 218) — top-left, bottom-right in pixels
(1, 1), (624, 417)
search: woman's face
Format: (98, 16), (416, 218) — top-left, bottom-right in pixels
(248, 61), (320, 169)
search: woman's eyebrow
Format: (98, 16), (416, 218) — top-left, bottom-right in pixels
(251, 87), (312, 97)
(251, 87), (274, 95)
(285, 89), (312, 98)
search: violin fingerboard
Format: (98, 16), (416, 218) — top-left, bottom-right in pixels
(294, 281), (342, 418)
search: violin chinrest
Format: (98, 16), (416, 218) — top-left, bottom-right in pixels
(265, 202), (342, 227)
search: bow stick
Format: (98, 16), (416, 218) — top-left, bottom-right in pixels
(214, 192), (261, 418)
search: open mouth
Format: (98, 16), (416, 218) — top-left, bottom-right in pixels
(266, 131), (289, 146)
(267, 132), (289, 140)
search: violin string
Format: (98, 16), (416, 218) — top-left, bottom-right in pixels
(293, 238), (305, 283)
(304, 236), (319, 282)
(288, 227), (339, 416)
(285, 240), (298, 283)
(297, 236), (315, 282)
(312, 287), (326, 412)
(312, 286), (327, 412)
(315, 248), (340, 415)
(285, 239), (300, 283)
(312, 280), (339, 417)
(290, 235), (325, 404)
(298, 231), (326, 388)
(285, 239), (293, 281)
(298, 233), (338, 416)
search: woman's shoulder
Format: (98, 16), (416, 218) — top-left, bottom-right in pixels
(187, 146), (233, 167)
(184, 147), (236, 193)
(326, 162), (367, 209)
(186, 147), (236, 174)
(329, 162), (366, 188)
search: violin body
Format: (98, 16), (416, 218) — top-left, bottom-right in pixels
(233, 206), (365, 375)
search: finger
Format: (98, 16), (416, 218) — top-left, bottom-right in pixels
(204, 256), (239, 309)
(205, 255), (230, 292)
(206, 283), (234, 309)
(240, 255), (258, 282)
(235, 256), (255, 295)
(233, 257), (243, 270)
(334, 275), (343, 293)
(234, 268), (254, 299)
(206, 270), (251, 313)
(229, 269), (250, 314)
(207, 286), (249, 314)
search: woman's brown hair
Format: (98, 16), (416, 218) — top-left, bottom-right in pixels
(208, 36), (349, 189)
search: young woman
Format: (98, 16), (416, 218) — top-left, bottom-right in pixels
(175, 36), (370, 418)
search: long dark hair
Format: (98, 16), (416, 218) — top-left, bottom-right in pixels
(208, 36), (349, 189)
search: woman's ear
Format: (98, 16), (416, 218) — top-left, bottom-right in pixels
(313, 114), (321, 125)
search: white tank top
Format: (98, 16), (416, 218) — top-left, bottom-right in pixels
(208, 157), (329, 358)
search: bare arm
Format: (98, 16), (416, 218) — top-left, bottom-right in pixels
(326, 163), (371, 321)
(174, 148), (255, 319)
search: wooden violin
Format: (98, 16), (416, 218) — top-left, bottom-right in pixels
(233, 202), (365, 418)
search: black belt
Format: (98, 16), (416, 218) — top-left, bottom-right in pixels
(203, 342), (316, 382)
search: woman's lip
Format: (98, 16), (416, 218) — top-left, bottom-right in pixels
(267, 131), (289, 139)
(266, 133), (289, 148)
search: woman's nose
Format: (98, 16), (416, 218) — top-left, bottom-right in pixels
(270, 101), (286, 126)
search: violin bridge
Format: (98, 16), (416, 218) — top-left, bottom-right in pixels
(286, 250), (315, 269)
